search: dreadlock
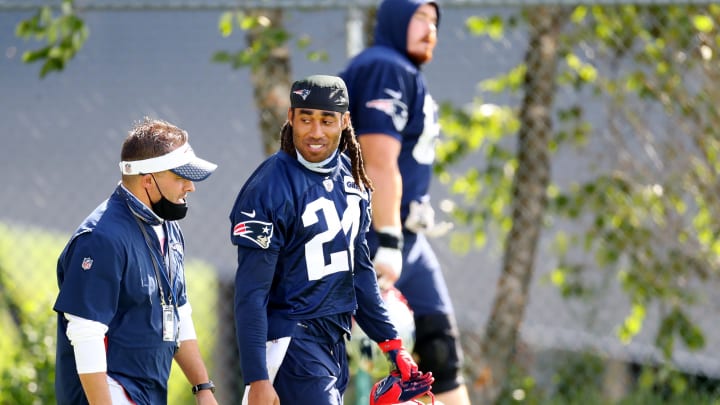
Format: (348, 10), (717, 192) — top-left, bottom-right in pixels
(279, 120), (295, 157)
(341, 120), (374, 192)
(279, 115), (374, 193)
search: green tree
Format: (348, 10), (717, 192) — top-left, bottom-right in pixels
(214, 8), (328, 154)
(449, 6), (571, 403)
(15, 0), (87, 78)
(438, 4), (720, 403)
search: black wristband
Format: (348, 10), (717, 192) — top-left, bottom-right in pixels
(377, 230), (403, 250)
(191, 380), (216, 395)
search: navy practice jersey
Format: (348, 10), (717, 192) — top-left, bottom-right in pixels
(340, 0), (440, 223)
(54, 185), (187, 405)
(230, 151), (398, 383)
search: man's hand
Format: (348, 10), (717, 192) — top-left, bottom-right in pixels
(404, 200), (453, 237)
(247, 380), (280, 405)
(374, 227), (404, 288)
(194, 389), (218, 405)
(378, 338), (418, 381)
(373, 246), (402, 289)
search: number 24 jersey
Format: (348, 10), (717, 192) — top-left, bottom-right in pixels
(230, 151), (372, 322)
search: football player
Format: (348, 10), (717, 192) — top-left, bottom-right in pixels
(230, 75), (432, 405)
(341, 1), (472, 403)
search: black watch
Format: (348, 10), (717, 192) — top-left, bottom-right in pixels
(191, 380), (216, 395)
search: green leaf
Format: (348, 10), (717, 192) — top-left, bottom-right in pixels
(296, 35), (311, 50)
(570, 6), (588, 23)
(218, 11), (234, 37)
(550, 268), (566, 286)
(15, 0), (88, 77)
(306, 50), (328, 63)
(61, 0), (73, 15)
(15, 20), (34, 37)
(239, 15), (256, 30)
(466, 15), (505, 39)
(21, 47), (50, 63)
(39, 58), (63, 78)
(618, 303), (646, 342)
(466, 16), (488, 36)
(211, 51), (232, 63)
(692, 15), (714, 33)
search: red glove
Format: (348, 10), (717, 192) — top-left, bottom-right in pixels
(378, 338), (418, 381)
(370, 370), (435, 405)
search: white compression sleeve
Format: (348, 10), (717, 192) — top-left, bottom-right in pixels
(177, 303), (197, 342)
(64, 313), (108, 374)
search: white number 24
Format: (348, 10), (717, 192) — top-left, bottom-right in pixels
(302, 195), (361, 281)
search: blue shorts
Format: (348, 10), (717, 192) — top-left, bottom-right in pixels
(274, 336), (349, 405)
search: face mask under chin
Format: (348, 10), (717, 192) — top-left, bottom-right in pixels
(147, 174), (188, 221)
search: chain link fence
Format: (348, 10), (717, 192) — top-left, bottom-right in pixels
(1, 1), (719, 404)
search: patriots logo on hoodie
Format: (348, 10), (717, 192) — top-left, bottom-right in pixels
(233, 220), (274, 249)
(365, 88), (409, 132)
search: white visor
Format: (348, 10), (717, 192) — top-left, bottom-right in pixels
(119, 143), (217, 181)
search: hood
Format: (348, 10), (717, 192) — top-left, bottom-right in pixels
(373, 0), (439, 57)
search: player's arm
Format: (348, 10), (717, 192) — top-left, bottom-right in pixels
(57, 234), (119, 405)
(173, 304), (218, 404)
(78, 373), (112, 404)
(352, 235), (399, 342)
(174, 340), (218, 404)
(234, 247), (281, 405)
(353, 249), (419, 382)
(358, 133), (402, 230)
(358, 134), (404, 286)
(64, 313), (112, 404)
(353, 226), (419, 382)
(234, 247), (279, 384)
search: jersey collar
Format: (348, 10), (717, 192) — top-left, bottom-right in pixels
(296, 150), (339, 174)
(114, 184), (164, 226)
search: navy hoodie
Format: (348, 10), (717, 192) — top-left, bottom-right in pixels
(340, 0), (441, 224)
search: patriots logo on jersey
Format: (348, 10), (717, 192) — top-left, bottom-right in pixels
(365, 89), (409, 132)
(233, 220), (274, 249)
(293, 89), (311, 100)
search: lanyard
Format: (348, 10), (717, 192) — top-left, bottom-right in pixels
(132, 213), (174, 307)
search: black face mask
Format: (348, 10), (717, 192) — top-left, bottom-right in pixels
(146, 174), (188, 221)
